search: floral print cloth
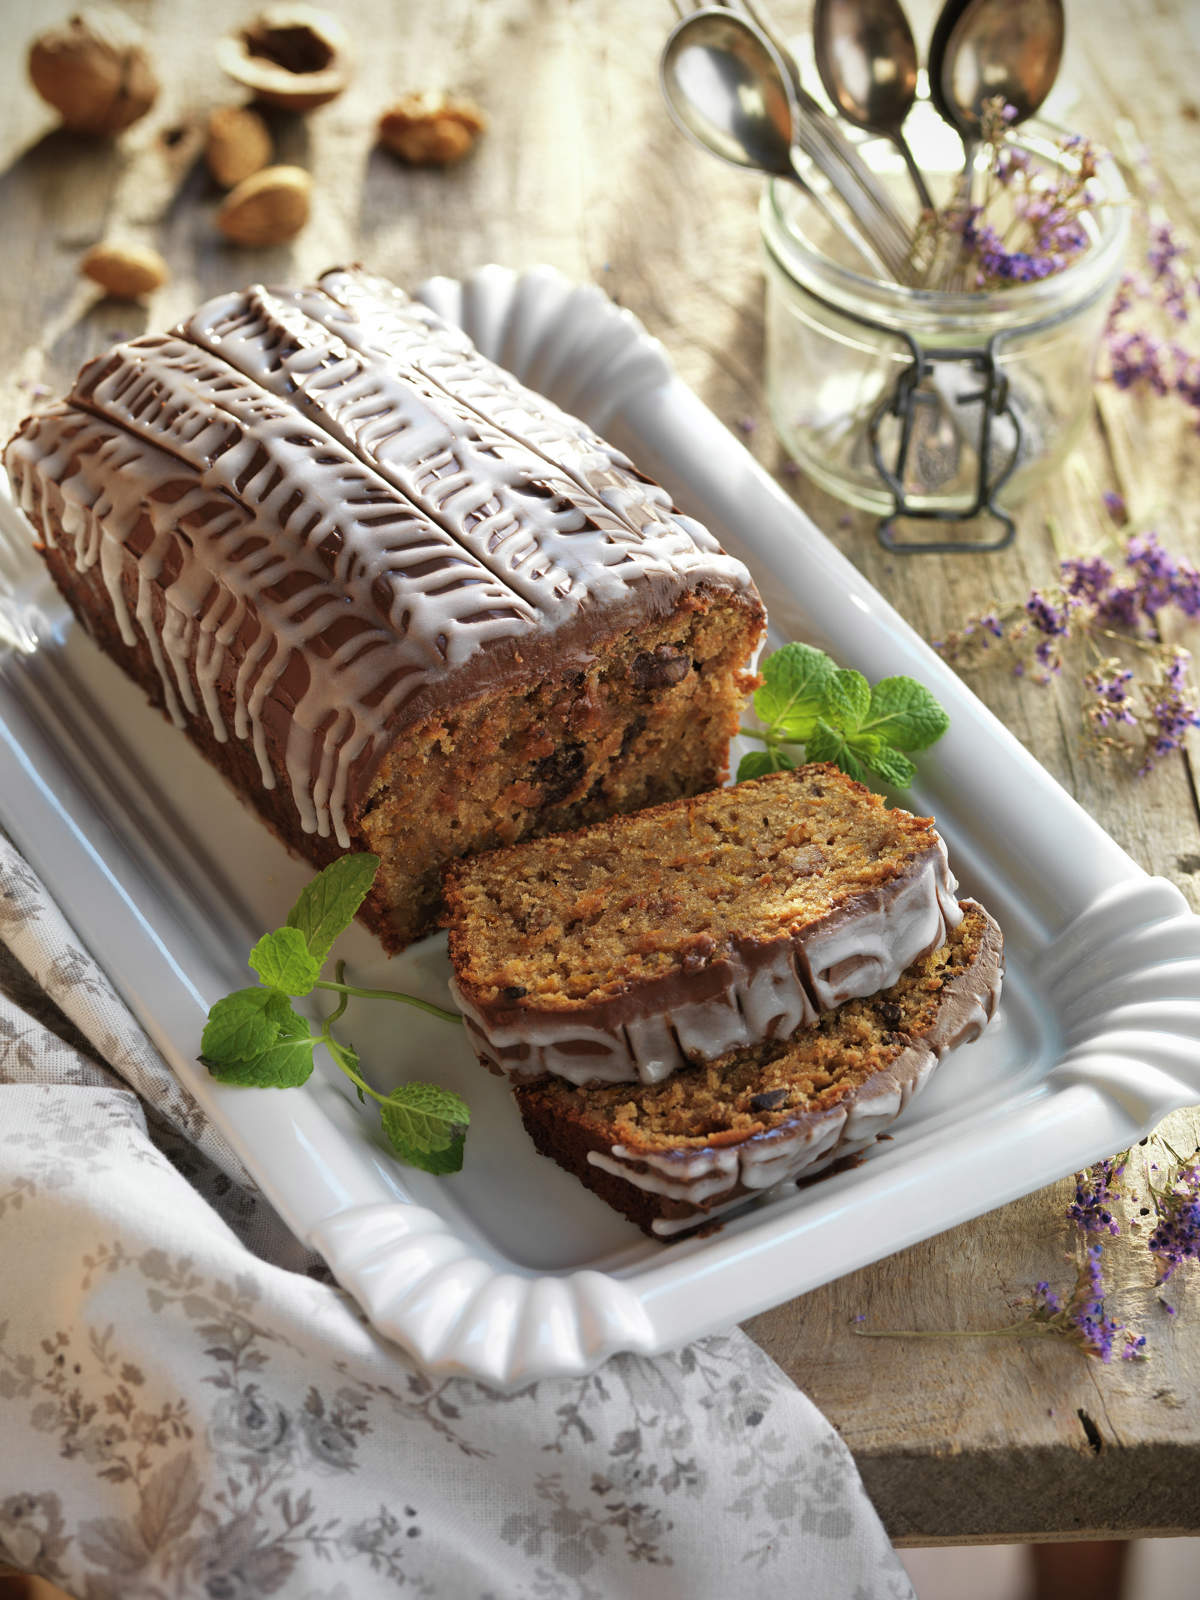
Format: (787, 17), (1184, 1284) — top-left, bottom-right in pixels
(0, 833), (913, 1600)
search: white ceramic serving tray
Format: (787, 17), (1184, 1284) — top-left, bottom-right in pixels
(3, 266), (1200, 1388)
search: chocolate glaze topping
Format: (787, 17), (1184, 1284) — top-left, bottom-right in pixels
(4, 268), (757, 847)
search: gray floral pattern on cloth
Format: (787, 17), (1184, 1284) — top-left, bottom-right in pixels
(0, 841), (914, 1599)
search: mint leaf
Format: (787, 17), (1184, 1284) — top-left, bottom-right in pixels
(855, 740), (917, 789)
(395, 1137), (468, 1176)
(806, 720), (876, 785)
(754, 643), (835, 741)
(379, 1082), (470, 1173)
(737, 747), (795, 782)
(249, 927), (321, 996)
(823, 668), (871, 732)
(201, 986), (292, 1066)
(286, 853), (380, 965)
(738, 750), (775, 782)
(861, 676), (951, 752)
(207, 1006), (316, 1088)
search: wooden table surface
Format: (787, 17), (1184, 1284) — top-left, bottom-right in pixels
(2, 0), (1198, 1548)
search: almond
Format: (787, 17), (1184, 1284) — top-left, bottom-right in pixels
(80, 241), (169, 299)
(215, 164), (311, 246)
(205, 105), (273, 188)
(378, 92), (486, 166)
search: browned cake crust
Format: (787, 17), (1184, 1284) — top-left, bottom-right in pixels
(512, 902), (1003, 1239)
(4, 268), (764, 949)
(443, 765), (962, 1086)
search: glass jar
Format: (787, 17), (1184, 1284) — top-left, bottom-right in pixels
(760, 121), (1130, 548)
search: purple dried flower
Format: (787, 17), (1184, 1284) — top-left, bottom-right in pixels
(1032, 1281), (1061, 1315)
(994, 145), (1031, 186)
(1147, 1160), (1200, 1283)
(1028, 1246), (1146, 1362)
(1060, 554), (1115, 602)
(1025, 589), (1073, 637)
(1068, 1157), (1127, 1235)
(1108, 328), (1171, 394)
(1101, 490), (1126, 521)
(1094, 582), (1142, 631)
(1084, 663), (1137, 730)
(1124, 531), (1179, 615)
(1140, 648), (1200, 770)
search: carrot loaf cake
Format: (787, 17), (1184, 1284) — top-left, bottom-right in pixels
(514, 901), (1003, 1237)
(444, 764), (962, 1086)
(3, 267), (764, 949)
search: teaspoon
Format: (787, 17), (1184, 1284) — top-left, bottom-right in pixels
(940, 0), (1065, 134)
(933, 0), (1064, 284)
(660, 8), (901, 278)
(812, 0), (934, 214)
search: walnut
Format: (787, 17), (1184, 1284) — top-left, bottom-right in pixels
(80, 241), (169, 299)
(28, 9), (160, 136)
(217, 6), (352, 112)
(215, 164), (311, 246)
(378, 92), (487, 166)
(205, 105), (273, 188)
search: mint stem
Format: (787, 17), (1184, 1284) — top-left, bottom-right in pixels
(313, 978), (460, 1024)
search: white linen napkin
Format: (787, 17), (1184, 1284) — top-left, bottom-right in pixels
(0, 833), (914, 1600)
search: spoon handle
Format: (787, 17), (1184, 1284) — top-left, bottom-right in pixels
(789, 164), (894, 278)
(895, 135), (935, 215)
(732, 0), (915, 255)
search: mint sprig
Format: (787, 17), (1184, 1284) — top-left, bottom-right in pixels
(738, 643), (948, 788)
(200, 854), (468, 1175)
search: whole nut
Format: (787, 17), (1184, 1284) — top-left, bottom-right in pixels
(80, 241), (169, 299)
(29, 9), (160, 136)
(205, 105), (273, 188)
(216, 164), (312, 246)
(378, 92), (486, 166)
(216, 6), (352, 112)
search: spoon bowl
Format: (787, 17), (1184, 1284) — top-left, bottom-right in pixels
(926, 0), (974, 137)
(941, 0), (1065, 130)
(660, 8), (797, 180)
(812, 0), (933, 211)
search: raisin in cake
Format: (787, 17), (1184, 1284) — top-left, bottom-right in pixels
(444, 765), (962, 1086)
(3, 267), (764, 949)
(514, 902), (1003, 1238)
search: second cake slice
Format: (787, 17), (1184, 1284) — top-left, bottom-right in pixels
(443, 764), (961, 1086)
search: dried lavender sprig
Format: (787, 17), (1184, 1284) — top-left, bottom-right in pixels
(1103, 131), (1200, 427)
(1068, 1154), (1130, 1236)
(852, 1246), (1146, 1363)
(1145, 1145), (1200, 1284)
(935, 518), (1200, 767)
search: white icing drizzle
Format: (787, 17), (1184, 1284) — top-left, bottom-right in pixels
(186, 283), (746, 615)
(6, 272), (759, 850)
(458, 838), (961, 1088)
(576, 909), (1004, 1233)
(316, 268), (741, 573)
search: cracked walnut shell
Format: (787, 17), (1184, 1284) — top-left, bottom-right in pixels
(217, 6), (352, 112)
(28, 9), (160, 136)
(378, 93), (487, 166)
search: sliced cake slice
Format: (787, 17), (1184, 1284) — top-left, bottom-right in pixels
(443, 764), (962, 1086)
(513, 901), (1003, 1239)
